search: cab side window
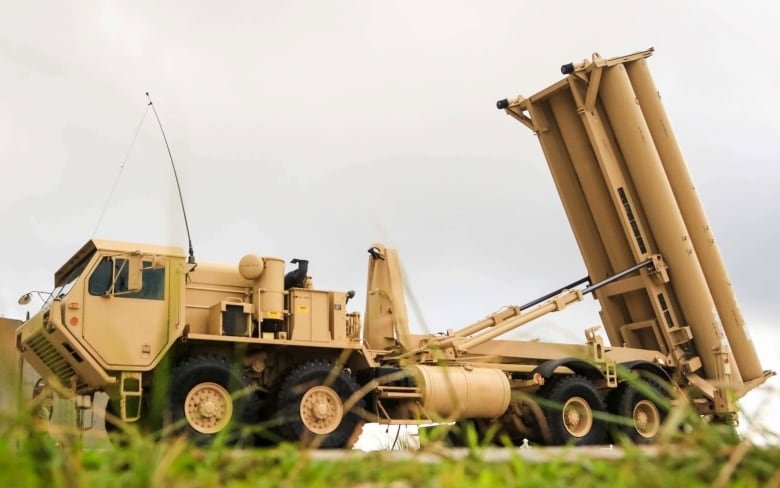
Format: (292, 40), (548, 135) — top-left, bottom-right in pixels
(138, 263), (165, 299)
(88, 258), (113, 295)
(88, 257), (165, 300)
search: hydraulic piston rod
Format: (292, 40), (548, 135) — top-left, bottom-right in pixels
(444, 277), (592, 343)
(454, 259), (655, 352)
(396, 259), (655, 359)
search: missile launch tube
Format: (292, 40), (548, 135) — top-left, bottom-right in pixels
(598, 64), (742, 386)
(625, 60), (764, 382)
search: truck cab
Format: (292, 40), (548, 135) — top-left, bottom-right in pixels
(16, 240), (187, 396)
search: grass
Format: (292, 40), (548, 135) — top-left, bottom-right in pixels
(3, 354), (777, 487)
(2, 397), (779, 488)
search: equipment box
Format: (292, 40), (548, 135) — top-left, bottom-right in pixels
(208, 300), (253, 337)
(289, 290), (331, 342)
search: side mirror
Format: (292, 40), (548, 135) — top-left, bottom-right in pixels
(18, 293), (32, 305)
(106, 255), (143, 295)
(127, 254), (143, 292)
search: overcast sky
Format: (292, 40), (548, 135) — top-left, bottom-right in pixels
(1, 1), (777, 442)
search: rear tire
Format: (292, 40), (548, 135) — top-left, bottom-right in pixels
(539, 375), (606, 445)
(608, 377), (668, 444)
(276, 360), (364, 448)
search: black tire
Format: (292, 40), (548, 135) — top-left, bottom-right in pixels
(539, 375), (607, 446)
(169, 355), (252, 445)
(608, 377), (668, 444)
(276, 360), (364, 449)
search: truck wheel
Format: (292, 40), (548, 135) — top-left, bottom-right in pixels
(609, 378), (667, 444)
(539, 375), (606, 445)
(276, 360), (364, 448)
(169, 355), (251, 445)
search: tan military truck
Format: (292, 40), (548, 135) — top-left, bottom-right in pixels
(15, 48), (772, 448)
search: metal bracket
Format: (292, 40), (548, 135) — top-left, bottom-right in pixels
(584, 66), (603, 112)
(585, 327), (618, 388)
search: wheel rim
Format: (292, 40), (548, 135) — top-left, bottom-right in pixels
(184, 382), (234, 434)
(299, 385), (344, 435)
(633, 399), (661, 439)
(562, 396), (593, 438)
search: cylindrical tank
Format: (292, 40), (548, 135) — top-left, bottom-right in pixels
(625, 59), (764, 382)
(238, 254), (265, 280)
(407, 365), (511, 420)
(239, 256), (285, 322)
(257, 257), (285, 321)
(598, 64), (742, 386)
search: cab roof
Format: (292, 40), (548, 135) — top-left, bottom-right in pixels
(54, 239), (186, 287)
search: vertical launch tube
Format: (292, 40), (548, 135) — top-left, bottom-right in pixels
(598, 64), (742, 386)
(625, 60), (764, 382)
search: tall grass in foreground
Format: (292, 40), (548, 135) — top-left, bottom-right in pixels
(1, 386), (778, 488)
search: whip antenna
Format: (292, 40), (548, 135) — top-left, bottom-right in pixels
(92, 105), (149, 237)
(146, 92), (196, 264)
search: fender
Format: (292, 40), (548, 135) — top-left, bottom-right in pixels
(617, 360), (672, 384)
(532, 357), (605, 382)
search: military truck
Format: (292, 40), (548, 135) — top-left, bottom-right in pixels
(14, 48), (772, 448)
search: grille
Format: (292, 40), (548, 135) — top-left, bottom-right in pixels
(25, 332), (81, 389)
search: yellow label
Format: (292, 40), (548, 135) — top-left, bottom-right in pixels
(297, 306), (310, 314)
(266, 311), (282, 319)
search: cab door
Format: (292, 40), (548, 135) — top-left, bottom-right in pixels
(81, 254), (169, 368)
